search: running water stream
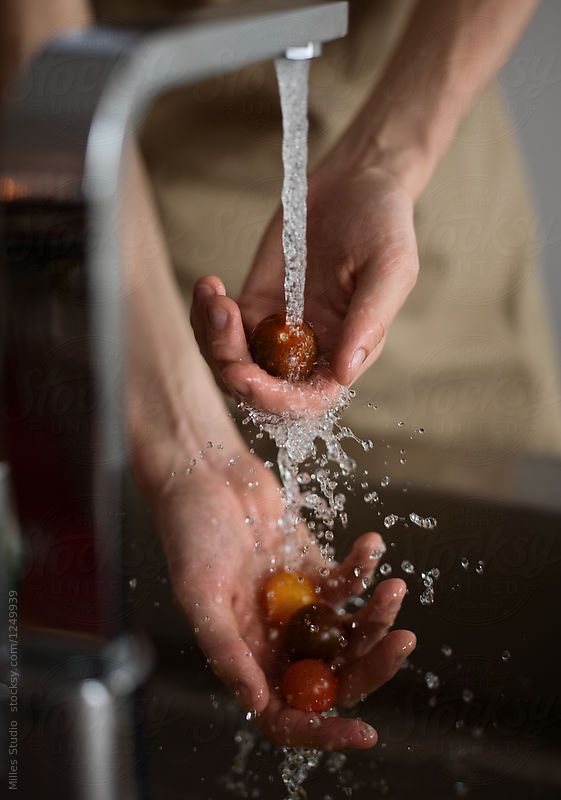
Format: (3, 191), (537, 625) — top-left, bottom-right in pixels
(275, 58), (309, 327)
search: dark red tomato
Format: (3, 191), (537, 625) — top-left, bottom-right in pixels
(286, 603), (347, 661)
(249, 314), (318, 381)
(281, 659), (338, 712)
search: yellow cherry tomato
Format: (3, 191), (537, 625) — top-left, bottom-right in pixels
(263, 570), (316, 625)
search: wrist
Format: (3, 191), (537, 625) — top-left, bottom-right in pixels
(317, 112), (437, 202)
(127, 356), (244, 502)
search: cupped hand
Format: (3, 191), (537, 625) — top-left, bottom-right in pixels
(155, 453), (416, 750)
(190, 166), (419, 415)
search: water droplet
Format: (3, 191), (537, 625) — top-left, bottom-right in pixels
(401, 560), (415, 574)
(409, 512), (438, 530)
(501, 650), (511, 662)
(384, 514), (399, 529)
(425, 671), (440, 690)
(380, 475), (390, 487)
(420, 589), (434, 606)
(475, 560), (485, 574)
(379, 563), (392, 576)
(460, 557), (469, 570)
(462, 689), (474, 703)
(441, 644), (452, 657)
(452, 781), (469, 797)
(128, 578), (137, 589)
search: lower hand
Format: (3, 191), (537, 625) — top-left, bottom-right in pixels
(155, 453), (416, 750)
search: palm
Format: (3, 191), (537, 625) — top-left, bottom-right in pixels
(191, 166), (418, 415)
(155, 454), (415, 749)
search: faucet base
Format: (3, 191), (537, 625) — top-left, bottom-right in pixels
(19, 631), (152, 800)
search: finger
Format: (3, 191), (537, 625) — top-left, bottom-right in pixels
(322, 532), (386, 605)
(190, 276), (225, 362)
(332, 219), (419, 387)
(338, 629), (416, 709)
(260, 695), (377, 750)
(189, 603), (269, 713)
(222, 361), (343, 416)
(204, 294), (255, 399)
(345, 578), (407, 660)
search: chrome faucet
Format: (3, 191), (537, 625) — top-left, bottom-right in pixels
(0, 2), (348, 798)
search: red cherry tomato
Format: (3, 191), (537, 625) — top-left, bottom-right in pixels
(281, 659), (339, 712)
(263, 571), (316, 626)
(249, 314), (318, 381)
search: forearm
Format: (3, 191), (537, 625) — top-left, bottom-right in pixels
(325, 0), (537, 199)
(124, 150), (245, 500)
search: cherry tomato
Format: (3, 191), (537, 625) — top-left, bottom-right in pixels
(286, 603), (347, 661)
(281, 658), (339, 712)
(249, 314), (318, 381)
(263, 571), (316, 625)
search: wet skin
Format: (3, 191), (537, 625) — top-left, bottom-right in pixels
(156, 453), (416, 750)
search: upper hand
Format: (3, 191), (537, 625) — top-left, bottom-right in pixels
(155, 453), (416, 750)
(190, 166), (419, 415)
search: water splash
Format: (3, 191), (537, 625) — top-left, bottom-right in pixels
(223, 729), (256, 797)
(419, 567), (440, 605)
(409, 512), (438, 530)
(279, 746), (322, 799)
(243, 388), (371, 543)
(275, 58), (309, 327)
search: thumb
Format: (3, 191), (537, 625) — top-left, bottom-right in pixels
(331, 232), (419, 386)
